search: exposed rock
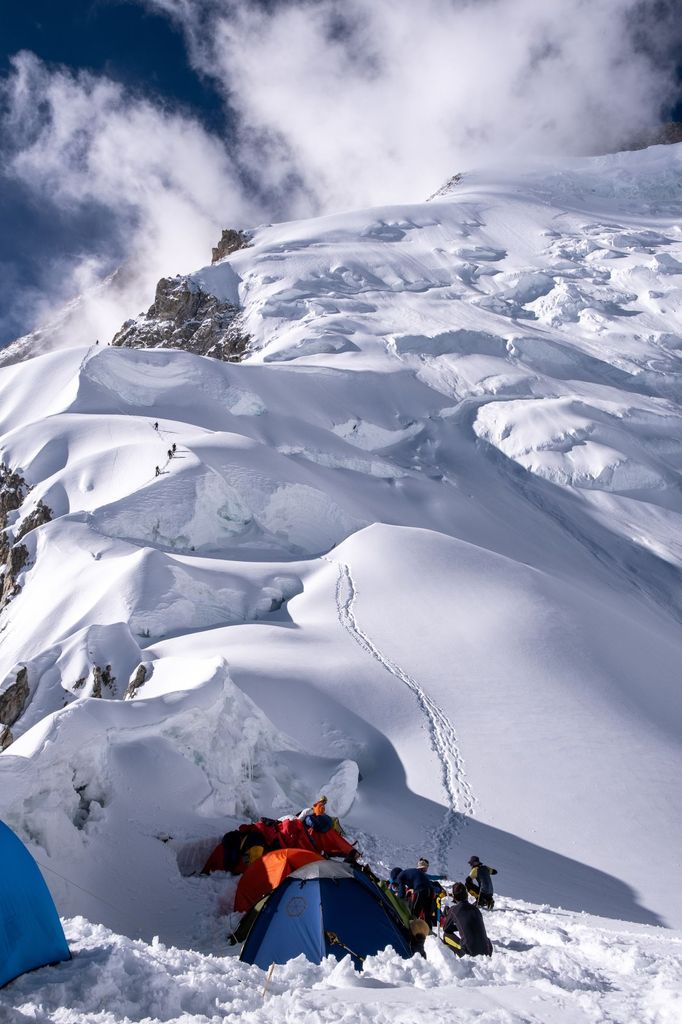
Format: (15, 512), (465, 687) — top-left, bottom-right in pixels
(0, 725), (13, 750)
(212, 228), (250, 264)
(0, 542), (29, 609)
(0, 464), (28, 519)
(0, 472), (52, 612)
(125, 663), (148, 700)
(92, 664), (115, 699)
(427, 173), (463, 202)
(15, 500), (53, 542)
(111, 276), (250, 361)
(0, 666), (30, 730)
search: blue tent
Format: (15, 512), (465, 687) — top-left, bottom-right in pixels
(0, 821), (70, 988)
(240, 860), (413, 970)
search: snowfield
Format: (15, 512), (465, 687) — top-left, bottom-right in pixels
(1, 145), (682, 1021)
(3, 903), (681, 1024)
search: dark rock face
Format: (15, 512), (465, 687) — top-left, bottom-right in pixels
(0, 465), (52, 610)
(427, 172), (463, 201)
(92, 664), (116, 699)
(0, 666), (30, 741)
(15, 500), (53, 542)
(125, 663), (148, 700)
(0, 543), (29, 609)
(111, 276), (250, 361)
(0, 464), (28, 521)
(212, 228), (250, 264)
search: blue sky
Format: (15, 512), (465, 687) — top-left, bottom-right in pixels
(0, 1), (227, 345)
(0, 2), (227, 129)
(1, 0), (681, 349)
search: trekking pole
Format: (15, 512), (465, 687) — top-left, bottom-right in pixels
(262, 963), (275, 1000)
(325, 930), (365, 963)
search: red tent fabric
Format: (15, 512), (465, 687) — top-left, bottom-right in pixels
(234, 848), (323, 913)
(309, 828), (356, 858)
(276, 817), (317, 851)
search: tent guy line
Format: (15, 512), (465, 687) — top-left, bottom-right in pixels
(34, 859), (122, 917)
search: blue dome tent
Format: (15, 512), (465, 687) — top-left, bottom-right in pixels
(0, 821), (70, 988)
(240, 859), (413, 970)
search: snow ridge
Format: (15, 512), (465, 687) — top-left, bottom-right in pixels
(334, 559), (475, 863)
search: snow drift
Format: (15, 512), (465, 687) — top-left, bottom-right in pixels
(1, 146), (681, 967)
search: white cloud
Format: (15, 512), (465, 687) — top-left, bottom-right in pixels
(144, 0), (682, 210)
(0, 51), (259, 348)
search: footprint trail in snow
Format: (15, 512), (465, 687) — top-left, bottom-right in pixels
(333, 560), (475, 867)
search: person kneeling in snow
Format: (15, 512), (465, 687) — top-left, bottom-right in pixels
(442, 882), (493, 957)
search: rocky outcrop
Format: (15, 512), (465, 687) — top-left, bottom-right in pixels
(15, 500), (53, 542)
(0, 666), (30, 746)
(125, 663), (148, 700)
(0, 543), (29, 609)
(427, 173), (463, 202)
(0, 464), (28, 522)
(111, 276), (250, 361)
(92, 664), (115, 699)
(212, 228), (250, 264)
(0, 467), (51, 611)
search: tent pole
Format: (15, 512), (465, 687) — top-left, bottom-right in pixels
(262, 962), (276, 999)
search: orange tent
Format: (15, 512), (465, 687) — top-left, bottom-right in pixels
(234, 848), (324, 913)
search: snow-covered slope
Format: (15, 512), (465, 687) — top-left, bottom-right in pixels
(1, 144), (682, 963)
(3, 901), (680, 1024)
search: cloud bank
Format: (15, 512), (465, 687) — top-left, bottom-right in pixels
(1, 0), (681, 347)
(148, 0), (682, 210)
(0, 52), (259, 349)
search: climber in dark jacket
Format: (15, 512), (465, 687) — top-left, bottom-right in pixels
(442, 882), (493, 957)
(466, 855), (497, 909)
(388, 866), (403, 894)
(396, 858), (444, 923)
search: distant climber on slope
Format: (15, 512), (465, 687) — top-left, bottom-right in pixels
(442, 882), (493, 957)
(466, 855), (497, 909)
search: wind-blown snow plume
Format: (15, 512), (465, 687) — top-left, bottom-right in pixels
(145, 0), (682, 209)
(1, 1), (680, 348)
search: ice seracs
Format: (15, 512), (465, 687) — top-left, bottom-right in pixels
(0, 146), (681, 974)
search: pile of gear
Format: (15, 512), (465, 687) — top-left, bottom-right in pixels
(201, 796), (360, 875)
(201, 796), (499, 968)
